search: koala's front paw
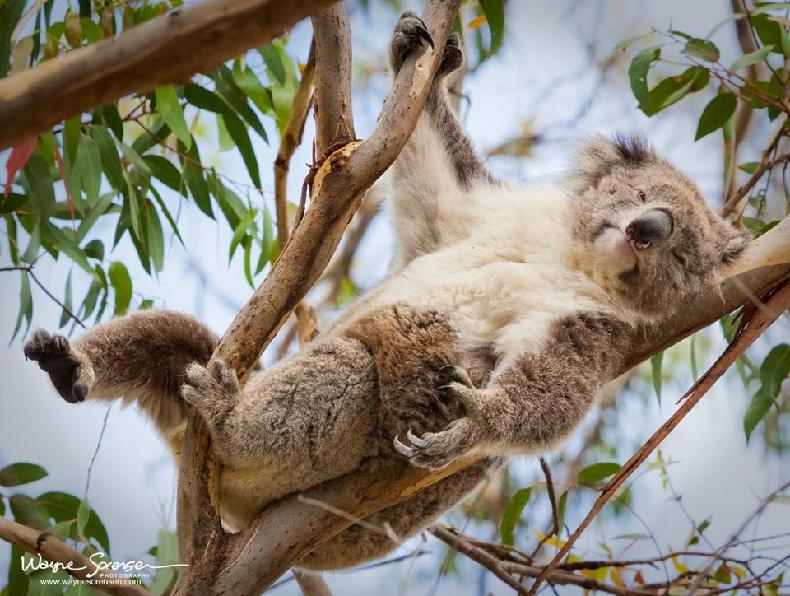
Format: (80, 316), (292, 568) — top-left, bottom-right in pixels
(180, 360), (239, 421)
(24, 330), (93, 403)
(393, 418), (477, 470)
(389, 11), (434, 73)
(394, 364), (486, 469)
(437, 365), (484, 419)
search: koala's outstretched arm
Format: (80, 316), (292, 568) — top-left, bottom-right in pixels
(24, 310), (218, 446)
(388, 13), (494, 270)
(394, 313), (631, 469)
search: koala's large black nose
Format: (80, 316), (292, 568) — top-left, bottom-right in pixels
(625, 209), (673, 250)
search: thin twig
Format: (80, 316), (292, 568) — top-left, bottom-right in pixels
(1, 264), (86, 329)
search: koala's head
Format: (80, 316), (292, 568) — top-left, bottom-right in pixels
(566, 135), (750, 319)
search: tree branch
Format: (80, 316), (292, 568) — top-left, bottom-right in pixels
(0, 517), (148, 596)
(430, 525), (656, 596)
(274, 42), (316, 248)
(0, 0), (336, 149)
(311, 3), (356, 157)
(172, 1), (459, 593)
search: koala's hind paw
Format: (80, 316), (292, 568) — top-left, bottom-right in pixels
(394, 418), (476, 470)
(180, 360), (240, 421)
(24, 330), (93, 403)
(389, 12), (434, 73)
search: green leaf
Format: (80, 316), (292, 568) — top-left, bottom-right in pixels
(183, 82), (230, 114)
(577, 462), (621, 485)
(108, 261), (132, 316)
(738, 161), (759, 174)
(9, 494), (49, 530)
(155, 85), (191, 149)
(744, 385), (775, 441)
(132, 120), (171, 155)
(76, 498), (90, 538)
(651, 351), (663, 403)
(90, 125), (124, 192)
(743, 344), (790, 441)
(143, 201), (165, 272)
(628, 46), (661, 109)
(47, 224), (94, 274)
(479, 0), (505, 53)
(695, 92), (737, 140)
(221, 111), (261, 189)
(0, 463), (47, 487)
(144, 155), (185, 196)
(119, 141), (151, 188)
(613, 533), (650, 541)
(644, 66), (709, 115)
(759, 343), (790, 395)
(150, 186), (184, 246)
(210, 173), (246, 229)
(260, 45), (287, 85)
(179, 140), (213, 217)
(750, 13), (784, 49)
(12, 270), (33, 341)
(58, 271), (73, 328)
(77, 132), (102, 207)
(681, 37), (720, 62)
(690, 334), (699, 380)
(213, 67), (268, 142)
(499, 487), (531, 545)
(0, 192), (28, 213)
(614, 32), (653, 51)
(231, 62), (274, 115)
(0, 0), (26, 77)
(98, 105), (124, 140)
(731, 46), (773, 71)
(0, 497), (4, 517)
(37, 491), (110, 553)
(63, 116), (82, 165)
(556, 490), (568, 531)
(23, 151), (56, 217)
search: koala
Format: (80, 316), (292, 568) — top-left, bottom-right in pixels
(23, 12), (749, 571)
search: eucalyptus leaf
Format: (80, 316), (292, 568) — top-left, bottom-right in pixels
(0, 463), (47, 487)
(499, 487), (531, 545)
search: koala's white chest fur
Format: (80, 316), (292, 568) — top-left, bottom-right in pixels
(335, 184), (617, 360)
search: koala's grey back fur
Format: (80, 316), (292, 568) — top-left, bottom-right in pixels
(23, 12), (748, 572)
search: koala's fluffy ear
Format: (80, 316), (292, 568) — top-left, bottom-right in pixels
(565, 134), (657, 195)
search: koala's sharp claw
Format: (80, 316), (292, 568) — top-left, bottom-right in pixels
(416, 25), (434, 49)
(393, 435), (413, 457)
(406, 429), (427, 448)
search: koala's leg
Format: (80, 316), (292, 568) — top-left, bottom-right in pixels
(389, 13), (494, 269)
(395, 313), (632, 469)
(298, 459), (496, 570)
(23, 310), (217, 447)
(180, 337), (380, 490)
